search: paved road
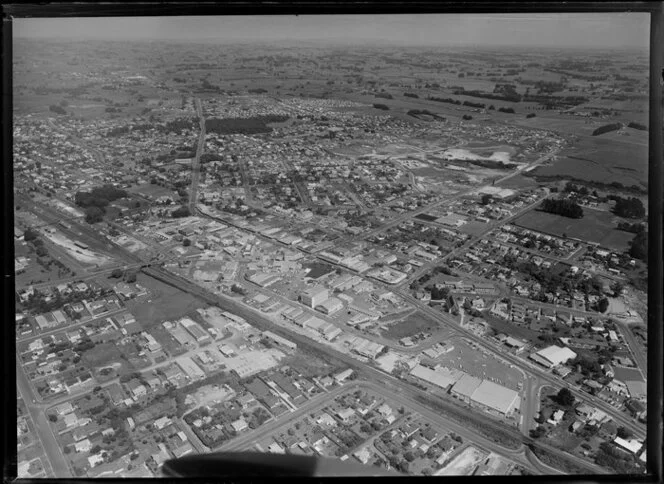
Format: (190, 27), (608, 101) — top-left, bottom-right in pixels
(17, 307), (126, 346)
(16, 356), (72, 477)
(218, 383), (357, 452)
(613, 322), (647, 379)
(189, 98), (206, 212)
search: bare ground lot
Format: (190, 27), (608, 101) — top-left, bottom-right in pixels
(124, 273), (205, 328)
(381, 311), (445, 340)
(513, 207), (635, 252)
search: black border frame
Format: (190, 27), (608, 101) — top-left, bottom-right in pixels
(2, 3), (662, 484)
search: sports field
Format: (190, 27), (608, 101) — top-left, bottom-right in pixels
(513, 207), (635, 252)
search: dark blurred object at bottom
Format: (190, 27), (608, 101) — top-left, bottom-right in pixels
(162, 451), (400, 477)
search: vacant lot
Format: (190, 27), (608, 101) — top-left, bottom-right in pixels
(513, 207), (635, 252)
(382, 311), (442, 339)
(125, 273), (205, 328)
(129, 183), (180, 200)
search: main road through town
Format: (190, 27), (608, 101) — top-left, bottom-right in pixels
(16, 356), (72, 477)
(188, 98), (206, 213)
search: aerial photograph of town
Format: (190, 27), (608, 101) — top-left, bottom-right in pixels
(11, 12), (650, 478)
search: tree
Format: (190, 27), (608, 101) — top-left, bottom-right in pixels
(125, 271), (137, 283)
(85, 206), (104, 224)
(612, 196), (645, 219)
(629, 231), (648, 261)
(540, 198), (583, 219)
(36, 246), (48, 257)
(111, 269), (123, 278)
(611, 281), (624, 297)
(556, 387), (575, 407)
(23, 228), (38, 241)
(183, 238), (191, 247)
(404, 451), (415, 462)
(617, 426), (633, 439)
(171, 206), (191, 218)
(480, 194), (493, 205)
(598, 297), (609, 313)
(48, 414), (57, 422)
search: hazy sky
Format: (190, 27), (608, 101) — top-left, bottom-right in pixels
(13, 13), (649, 49)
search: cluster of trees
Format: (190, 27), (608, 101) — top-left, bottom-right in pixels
(555, 388), (575, 406)
(462, 100), (485, 109)
(453, 88), (521, 103)
(526, 113), (537, 118)
(498, 107), (516, 114)
(427, 95), (462, 106)
(171, 205), (191, 218)
(629, 230), (648, 261)
(540, 198), (584, 218)
(74, 184), (128, 224)
(403, 92), (419, 98)
(563, 182), (595, 196)
(430, 285), (450, 300)
(595, 441), (644, 474)
(200, 153), (224, 163)
(617, 222), (646, 233)
(611, 195), (645, 219)
(205, 115), (289, 135)
(627, 121), (647, 131)
(592, 123), (622, 136)
(373, 103), (390, 110)
(462, 114), (473, 120)
(374, 92), (393, 100)
(522, 94), (589, 108)
(75, 185), (128, 209)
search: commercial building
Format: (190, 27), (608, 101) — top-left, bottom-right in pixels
(468, 380), (520, 416)
(450, 374), (482, 403)
(410, 365), (463, 391)
(301, 286), (329, 308)
(180, 318), (211, 343)
(176, 356), (206, 381)
(262, 330), (297, 351)
(334, 369), (354, 383)
(529, 345), (577, 368)
(316, 297), (344, 315)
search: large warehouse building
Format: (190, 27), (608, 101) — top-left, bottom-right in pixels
(469, 380), (520, 416)
(529, 345), (577, 368)
(449, 373), (521, 416)
(410, 365), (463, 391)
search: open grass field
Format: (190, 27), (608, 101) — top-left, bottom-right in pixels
(125, 273), (205, 328)
(382, 310), (443, 339)
(612, 366), (644, 383)
(513, 207), (635, 252)
(531, 134), (648, 189)
(457, 221), (491, 237)
(81, 342), (123, 368)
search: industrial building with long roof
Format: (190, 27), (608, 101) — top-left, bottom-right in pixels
(529, 345), (577, 368)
